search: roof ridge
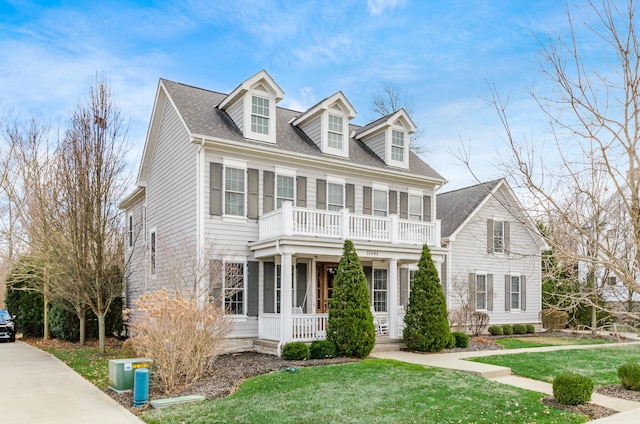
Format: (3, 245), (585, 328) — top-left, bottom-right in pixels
(438, 178), (503, 196)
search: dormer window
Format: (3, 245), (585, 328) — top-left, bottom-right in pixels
(251, 96), (270, 135)
(355, 109), (415, 169)
(391, 130), (406, 162)
(328, 114), (344, 150)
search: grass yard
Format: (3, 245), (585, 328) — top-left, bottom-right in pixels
(496, 337), (610, 350)
(470, 345), (640, 385)
(142, 359), (588, 424)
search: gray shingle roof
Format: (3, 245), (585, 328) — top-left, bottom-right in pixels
(437, 179), (503, 238)
(161, 79), (445, 181)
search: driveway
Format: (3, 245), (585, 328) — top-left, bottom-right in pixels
(0, 341), (142, 424)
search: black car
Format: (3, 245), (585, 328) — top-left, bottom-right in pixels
(0, 309), (16, 342)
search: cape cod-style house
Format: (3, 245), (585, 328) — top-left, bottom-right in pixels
(121, 70), (449, 354)
(437, 179), (546, 327)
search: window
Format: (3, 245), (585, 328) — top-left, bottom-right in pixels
(511, 275), (520, 310)
(373, 189), (388, 216)
(391, 130), (405, 162)
(409, 195), (422, 221)
(327, 183), (344, 211)
(128, 214), (133, 248)
(276, 175), (295, 208)
(373, 269), (388, 312)
(150, 230), (156, 276)
(224, 262), (245, 315)
(493, 221), (505, 253)
(251, 96), (270, 135)
(225, 167), (245, 216)
(275, 265), (281, 313)
(476, 274), (487, 310)
(327, 114), (343, 150)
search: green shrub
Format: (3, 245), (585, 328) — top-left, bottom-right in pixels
(452, 331), (470, 348)
(310, 340), (336, 359)
(488, 325), (503, 336)
(282, 342), (310, 360)
(502, 324), (514, 335)
(446, 333), (456, 349)
(553, 373), (594, 405)
(49, 305), (81, 341)
(525, 324), (536, 334)
(403, 244), (451, 352)
(618, 363), (640, 391)
(512, 324), (527, 334)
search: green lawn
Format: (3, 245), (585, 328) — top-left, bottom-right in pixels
(142, 359), (587, 424)
(471, 345), (640, 384)
(496, 337), (610, 350)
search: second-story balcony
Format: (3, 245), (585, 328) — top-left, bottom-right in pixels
(258, 203), (441, 247)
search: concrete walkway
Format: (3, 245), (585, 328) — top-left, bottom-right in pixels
(371, 338), (640, 423)
(0, 341), (142, 424)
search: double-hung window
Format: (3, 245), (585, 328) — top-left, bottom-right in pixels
(493, 221), (505, 253)
(373, 189), (388, 217)
(328, 114), (343, 150)
(409, 194), (422, 221)
(276, 175), (295, 208)
(224, 262), (245, 315)
(510, 276), (521, 310)
(251, 96), (270, 135)
(224, 167), (245, 216)
(373, 269), (388, 312)
(391, 130), (405, 162)
(327, 182), (344, 211)
(476, 274), (487, 310)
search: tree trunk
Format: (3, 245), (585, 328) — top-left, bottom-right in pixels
(79, 309), (86, 346)
(98, 313), (105, 354)
(43, 295), (50, 341)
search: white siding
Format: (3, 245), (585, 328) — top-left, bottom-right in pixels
(364, 131), (386, 163)
(227, 98), (244, 133)
(124, 196), (147, 309)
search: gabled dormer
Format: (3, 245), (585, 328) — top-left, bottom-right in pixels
(292, 91), (356, 158)
(218, 70), (285, 144)
(355, 109), (416, 169)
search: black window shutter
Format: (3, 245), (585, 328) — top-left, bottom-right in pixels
(346, 184), (355, 213)
(505, 275), (511, 311)
(263, 262), (275, 313)
(423, 195), (432, 222)
(296, 263), (307, 312)
(296, 176), (307, 207)
(247, 169), (259, 219)
(210, 163), (223, 216)
(521, 275), (526, 311)
(316, 179), (326, 209)
(487, 274), (494, 311)
(363, 186), (372, 215)
(389, 190), (398, 215)
(487, 219), (494, 253)
(469, 273), (476, 310)
(247, 261), (259, 316)
(363, 266), (372, 297)
(263, 171), (274, 213)
(399, 192), (408, 219)
(505, 221), (511, 254)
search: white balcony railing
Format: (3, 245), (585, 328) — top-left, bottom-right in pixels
(259, 203), (440, 247)
(259, 313), (328, 342)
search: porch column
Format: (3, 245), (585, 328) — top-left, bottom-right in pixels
(388, 259), (399, 338)
(281, 252), (293, 343)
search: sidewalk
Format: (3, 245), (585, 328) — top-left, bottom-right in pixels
(0, 341), (142, 424)
(371, 339), (640, 423)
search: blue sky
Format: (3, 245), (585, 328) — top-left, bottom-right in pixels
(0, 0), (605, 190)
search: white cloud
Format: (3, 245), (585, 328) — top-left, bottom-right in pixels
(282, 86), (316, 112)
(367, 0), (404, 15)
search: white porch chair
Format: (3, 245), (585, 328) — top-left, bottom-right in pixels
(397, 305), (406, 334)
(371, 306), (389, 336)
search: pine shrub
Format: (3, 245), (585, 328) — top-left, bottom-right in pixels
(446, 333), (456, 349)
(512, 324), (527, 334)
(327, 240), (376, 358)
(403, 244), (451, 352)
(488, 325), (504, 336)
(553, 373), (593, 405)
(618, 363), (640, 391)
(502, 324), (514, 335)
(309, 340), (336, 359)
(526, 324), (536, 334)
(282, 342), (310, 360)
(452, 331), (470, 348)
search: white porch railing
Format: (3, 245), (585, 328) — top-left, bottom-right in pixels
(259, 203), (440, 246)
(259, 313), (328, 342)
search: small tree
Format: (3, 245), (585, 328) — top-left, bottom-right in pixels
(327, 239), (375, 358)
(403, 244), (450, 352)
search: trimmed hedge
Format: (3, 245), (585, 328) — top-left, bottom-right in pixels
(282, 342), (310, 360)
(488, 325), (504, 336)
(553, 373), (593, 405)
(310, 340), (336, 359)
(525, 324), (536, 334)
(452, 331), (470, 348)
(446, 333), (456, 349)
(618, 363), (640, 391)
(512, 324), (527, 334)
(502, 324), (514, 335)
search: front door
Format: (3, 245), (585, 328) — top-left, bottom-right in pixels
(317, 263), (338, 313)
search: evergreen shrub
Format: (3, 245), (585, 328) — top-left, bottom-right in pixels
(282, 342), (310, 360)
(446, 333), (456, 349)
(553, 373), (593, 405)
(452, 331), (470, 348)
(310, 340), (336, 359)
(512, 324), (527, 334)
(502, 324), (514, 335)
(618, 363), (640, 391)
(488, 325), (503, 336)
(525, 324), (536, 334)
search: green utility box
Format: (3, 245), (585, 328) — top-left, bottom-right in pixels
(108, 358), (153, 393)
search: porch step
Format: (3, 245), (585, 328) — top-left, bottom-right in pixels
(371, 337), (404, 353)
(253, 339), (280, 355)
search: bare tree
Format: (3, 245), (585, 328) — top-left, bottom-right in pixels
(476, 1), (640, 330)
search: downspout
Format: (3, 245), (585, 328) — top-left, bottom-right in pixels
(275, 239), (284, 357)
